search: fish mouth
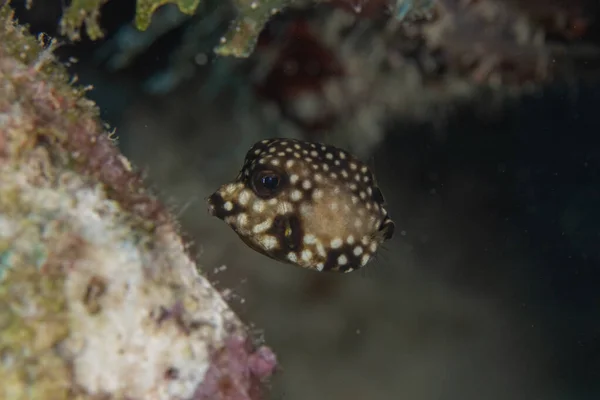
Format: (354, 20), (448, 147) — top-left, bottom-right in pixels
(207, 202), (216, 217)
(207, 182), (246, 220)
(206, 191), (222, 218)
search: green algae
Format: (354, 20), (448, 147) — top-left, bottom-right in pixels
(24, 0), (300, 58)
(60, 0), (109, 40)
(214, 0), (290, 57)
(0, 262), (71, 400)
(135, 0), (203, 30)
(0, 171), (72, 399)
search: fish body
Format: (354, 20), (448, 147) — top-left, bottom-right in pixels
(207, 138), (394, 273)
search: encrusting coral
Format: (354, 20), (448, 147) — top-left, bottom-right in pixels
(0, 4), (276, 399)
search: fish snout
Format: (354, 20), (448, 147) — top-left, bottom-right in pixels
(206, 190), (225, 219)
(207, 182), (246, 220)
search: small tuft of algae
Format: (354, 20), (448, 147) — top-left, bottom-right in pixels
(214, 0), (288, 58)
(60, 0), (109, 41)
(135, 0), (203, 31)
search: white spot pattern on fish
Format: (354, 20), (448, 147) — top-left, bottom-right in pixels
(207, 138), (395, 272)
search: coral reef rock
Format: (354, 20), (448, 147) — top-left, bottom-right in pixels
(0, 5), (276, 400)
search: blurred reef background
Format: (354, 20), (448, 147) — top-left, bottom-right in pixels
(5, 0), (600, 399)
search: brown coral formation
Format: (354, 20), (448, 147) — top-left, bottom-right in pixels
(0, 5), (276, 399)
(245, 0), (598, 155)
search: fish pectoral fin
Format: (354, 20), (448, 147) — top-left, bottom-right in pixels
(271, 214), (303, 253)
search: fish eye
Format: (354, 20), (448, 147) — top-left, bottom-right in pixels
(261, 174), (279, 189)
(252, 169), (284, 198)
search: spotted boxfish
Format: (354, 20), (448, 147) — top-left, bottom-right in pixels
(207, 138), (395, 273)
